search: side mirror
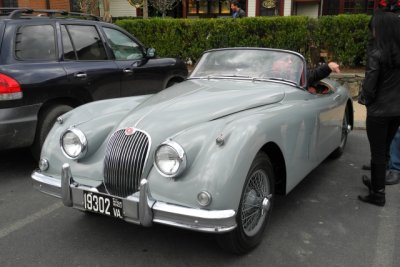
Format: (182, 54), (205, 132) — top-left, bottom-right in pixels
(146, 48), (156, 58)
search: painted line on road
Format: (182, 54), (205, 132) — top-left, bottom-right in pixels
(0, 202), (63, 239)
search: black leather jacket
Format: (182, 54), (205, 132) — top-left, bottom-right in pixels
(307, 64), (332, 86)
(359, 48), (400, 117)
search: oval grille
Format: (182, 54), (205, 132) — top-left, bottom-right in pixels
(104, 129), (150, 197)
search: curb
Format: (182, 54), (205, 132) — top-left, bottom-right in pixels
(354, 120), (366, 130)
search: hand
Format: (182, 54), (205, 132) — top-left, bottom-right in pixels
(328, 62), (340, 73)
(358, 94), (366, 105)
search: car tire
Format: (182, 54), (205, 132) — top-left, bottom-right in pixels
(217, 151), (275, 254)
(329, 105), (350, 159)
(31, 104), (73, 161)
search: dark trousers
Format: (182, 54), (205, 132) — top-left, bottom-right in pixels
(366, 115), (400, 190)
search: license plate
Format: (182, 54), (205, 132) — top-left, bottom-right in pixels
(83, 191), (123, 219)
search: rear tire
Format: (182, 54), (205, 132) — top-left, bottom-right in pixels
(31, 104), (73, 161)
(217, 152), (275, 254)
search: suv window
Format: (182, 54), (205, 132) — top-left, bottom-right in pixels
(15, 25), (56, 60)
(62, 25), (107, 60)
(61, 25), (76, 60)
(103, 27), (143, 60)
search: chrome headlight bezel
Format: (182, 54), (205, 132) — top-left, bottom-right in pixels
(154, 139), (187, 178)
(60, 127), (88, 160)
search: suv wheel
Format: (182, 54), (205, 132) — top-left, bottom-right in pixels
(31, 104), (73, 161)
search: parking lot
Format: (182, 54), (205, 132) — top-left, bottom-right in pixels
(0, 129), (399, 267)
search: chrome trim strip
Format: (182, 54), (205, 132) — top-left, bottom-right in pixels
(154, 139), (187, 178)
(139, 179), (154, 227)
(61, 163), (73, 207)
(31, 171), (237, 233)
(59, 127), (88, 160)
(31, 170), (61, 198)
(103, 128), (151, 197)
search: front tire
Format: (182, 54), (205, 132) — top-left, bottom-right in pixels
(217, 152), (275, 254)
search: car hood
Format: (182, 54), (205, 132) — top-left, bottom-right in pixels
(115, 79), (286, 135)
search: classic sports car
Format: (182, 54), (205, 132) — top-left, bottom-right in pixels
(32, 48), (353, 254)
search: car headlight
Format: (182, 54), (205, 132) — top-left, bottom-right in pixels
(60, 128), (87, 159)
(154, 140), (186, 178)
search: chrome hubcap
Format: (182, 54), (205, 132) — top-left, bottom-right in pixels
(241, 169), (271, 237)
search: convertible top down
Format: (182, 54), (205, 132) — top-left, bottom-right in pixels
(32, 48), (353, 254)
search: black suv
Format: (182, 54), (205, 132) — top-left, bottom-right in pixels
(0, 8), (188, 159)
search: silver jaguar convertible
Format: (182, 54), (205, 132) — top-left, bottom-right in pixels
(32, 48), (353, 254)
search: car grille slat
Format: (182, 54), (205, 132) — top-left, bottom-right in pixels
(104, 129), (150, 197)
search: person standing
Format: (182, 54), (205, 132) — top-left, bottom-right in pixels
(358, 0), (400, 206)
(387, 127), (400, 184)
(231, 1), (246, 18)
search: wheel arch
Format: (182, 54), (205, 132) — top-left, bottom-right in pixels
(260, 142), (287, 195)
(165, 76), (185, 88)
(37, 97), (83, 121)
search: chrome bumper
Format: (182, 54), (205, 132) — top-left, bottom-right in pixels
(31, 164), (237, 233)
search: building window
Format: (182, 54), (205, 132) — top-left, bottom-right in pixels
(70, 0), (81, 12)
(323, 0), (378, 15)
(344, 0), (368, 14)
(0, 0), (18, 7)
(322, 0), (340, 15)
(187, 0), (232, 17)
(258, 0), (283, 16)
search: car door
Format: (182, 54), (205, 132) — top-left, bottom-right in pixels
(307, 86), (344, 161)
(101, 27), (166, 96)
(59, 23), (121, 101)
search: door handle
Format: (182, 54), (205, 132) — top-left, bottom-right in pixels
(333, 95), (341, 101)
(74, 72), (87, 79)
(123, 68), (134, 74)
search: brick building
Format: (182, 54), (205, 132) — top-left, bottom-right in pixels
(0, 0), (385, 18)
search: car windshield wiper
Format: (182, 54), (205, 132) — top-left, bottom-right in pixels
(216, 74), (253, 78)
(255, 77), (298, 86)
(189, 74), (253, 79)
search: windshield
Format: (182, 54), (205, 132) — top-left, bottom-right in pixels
(190, 49), (305, 86)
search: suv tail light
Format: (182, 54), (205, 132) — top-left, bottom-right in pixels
(0, 73), (22, 100)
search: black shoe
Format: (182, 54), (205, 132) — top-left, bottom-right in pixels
(386, 171), (400, 185)
(362, 175), (371, 190)
(358, 190), (386, 207)
(362, 164), (371, 170)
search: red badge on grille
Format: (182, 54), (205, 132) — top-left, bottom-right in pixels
(125, 127), (136, 136)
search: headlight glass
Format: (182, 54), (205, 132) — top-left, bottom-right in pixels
(154, 140), (186, 177)
(60, 128), (87, 159)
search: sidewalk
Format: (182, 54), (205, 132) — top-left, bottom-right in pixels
(353, 100), (366, 129)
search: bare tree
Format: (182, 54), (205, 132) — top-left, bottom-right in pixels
(102, 0), (112, 22)
(127, 0), (149, 19)
(149, 0), (180, 18)
(77, 0), (99, 14)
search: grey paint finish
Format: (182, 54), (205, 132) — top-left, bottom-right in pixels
(35, 48), (353, 229)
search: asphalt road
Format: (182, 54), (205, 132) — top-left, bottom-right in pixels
(0, 130), (399, 267)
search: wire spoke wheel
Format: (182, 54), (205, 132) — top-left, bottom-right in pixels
(241, 169), (271, 237)
(217, 152), (275, 254)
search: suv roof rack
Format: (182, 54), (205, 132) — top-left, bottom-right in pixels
(0, 7), (101, 21)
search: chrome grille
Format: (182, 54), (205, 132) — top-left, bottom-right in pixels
(104, 129), (150, 197)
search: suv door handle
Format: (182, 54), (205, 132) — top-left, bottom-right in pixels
(123, 68), (134, 74)
(74, 72), (87, 79)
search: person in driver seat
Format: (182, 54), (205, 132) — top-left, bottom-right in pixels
(271, 55), (340, 92)
(307, 62), (340, 94)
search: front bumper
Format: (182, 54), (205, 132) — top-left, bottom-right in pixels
(31, 164), (237, 233)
